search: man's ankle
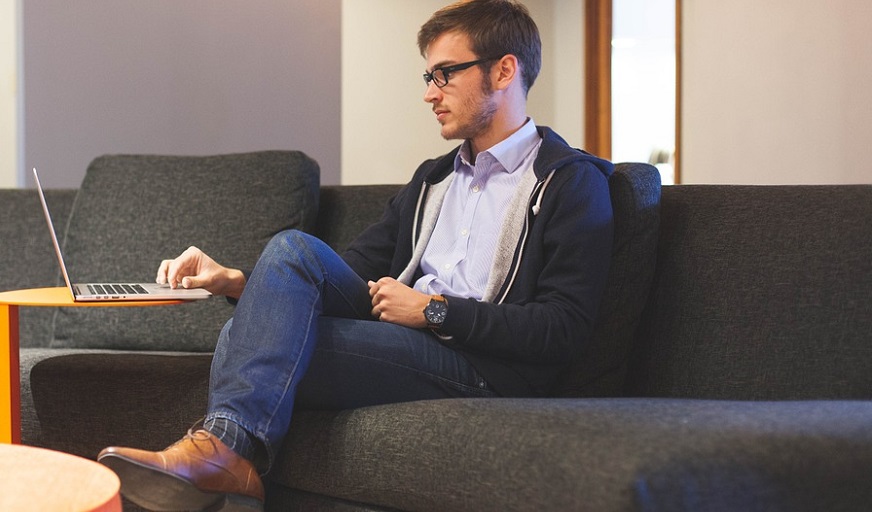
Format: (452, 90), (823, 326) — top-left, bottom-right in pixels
(203, 417), (268, 472)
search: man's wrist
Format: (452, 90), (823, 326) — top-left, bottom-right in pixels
(423, 294), (448, 329)
(224, 269), (247, 299)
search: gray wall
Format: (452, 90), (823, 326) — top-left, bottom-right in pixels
(23, 0), (341, 188)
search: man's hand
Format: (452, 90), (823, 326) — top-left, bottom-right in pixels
(157, 246), (246, 299)
(368, 277), (431, 328)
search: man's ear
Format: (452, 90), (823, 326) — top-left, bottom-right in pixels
(493, 54), (520, 91)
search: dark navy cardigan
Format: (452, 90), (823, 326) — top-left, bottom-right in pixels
(342, 126), (614, 397)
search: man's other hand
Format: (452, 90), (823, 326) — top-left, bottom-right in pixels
(157, 246), (246, 299)
(368, 277), (430, 328)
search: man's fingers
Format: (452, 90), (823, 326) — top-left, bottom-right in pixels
(156, 259), (174, 284)
(156, 247), (219, 290)
(166, 259), (184, 288)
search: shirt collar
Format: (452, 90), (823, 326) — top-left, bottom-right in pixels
(455, 118), (541, 175)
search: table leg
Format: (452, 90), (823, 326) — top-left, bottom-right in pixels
(0, 304), (20, 444)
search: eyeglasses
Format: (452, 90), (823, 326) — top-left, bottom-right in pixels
(423, 58), (499, 88)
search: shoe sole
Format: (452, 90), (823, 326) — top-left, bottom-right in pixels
(99, 453), (263, 512)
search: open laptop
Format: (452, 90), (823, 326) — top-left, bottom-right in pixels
(33, 167), (212, 302)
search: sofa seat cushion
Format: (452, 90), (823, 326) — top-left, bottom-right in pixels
(51, 151), (320, 352)
(23, 348), (212, 458)
(269, 398), (872, 511)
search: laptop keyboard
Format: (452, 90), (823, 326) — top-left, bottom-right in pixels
(87, 284), (149, 296)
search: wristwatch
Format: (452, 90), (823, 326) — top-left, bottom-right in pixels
(424, 294), (448, 329)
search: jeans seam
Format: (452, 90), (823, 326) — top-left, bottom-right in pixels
(259, 303), (315, 466)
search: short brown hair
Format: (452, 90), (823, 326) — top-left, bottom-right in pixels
(418, 0), (542, 95)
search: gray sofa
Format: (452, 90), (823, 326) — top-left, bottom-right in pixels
(2, 151), (872, 511)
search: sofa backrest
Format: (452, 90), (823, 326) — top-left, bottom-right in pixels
(50, 151), (320, 352)
(626, 185), (872, 400)
(314, 185), (403, 253)
(0, 189), (77, 347)
(555, 162), (662, 397)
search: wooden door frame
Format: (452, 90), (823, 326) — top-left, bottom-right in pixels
(584, 0), (612, 161)
(584, 0), (682, 183)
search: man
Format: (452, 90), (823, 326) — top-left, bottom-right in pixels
(98, 1), (614, 510)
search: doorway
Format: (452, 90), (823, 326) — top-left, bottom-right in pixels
(585, 0), (679, 184)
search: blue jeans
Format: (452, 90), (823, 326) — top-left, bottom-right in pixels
(206, 230), (497, 468)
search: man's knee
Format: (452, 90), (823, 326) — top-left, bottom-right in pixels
(268, 229), (310, 250)
(263, 230), (322, 258)
(259, 229), (334, 273)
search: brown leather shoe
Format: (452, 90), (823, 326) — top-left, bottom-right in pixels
(98, 426), (264, 511)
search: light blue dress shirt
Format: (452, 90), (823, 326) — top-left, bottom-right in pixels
(415, 119), (543, 300)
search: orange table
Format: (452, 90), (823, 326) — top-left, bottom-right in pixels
(0, 287), (183, 444)
(0, 443), (122, 511)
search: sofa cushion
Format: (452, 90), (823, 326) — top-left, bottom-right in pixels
(51, 152), (320, 351)
(628, 185), (872, 399)
(556, 162), (662, 397)
(270, 398), (872, 511)
(25, 349), (212, 458)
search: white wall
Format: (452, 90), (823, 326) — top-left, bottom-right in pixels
(22, 0), (341, 188)
(341, 0), (455, 186)
(17, 0), (581, 189)
(551, 0), (584, 149)
(0, 0), (18, 187)
(682, 1), (872, 184)
(341, 0), (584, 185)
(17, 1), (872, 189)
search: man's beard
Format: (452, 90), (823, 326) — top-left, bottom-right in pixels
(442, 74), (498, 142)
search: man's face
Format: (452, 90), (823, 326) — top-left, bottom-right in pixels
(423, 31), (497, 144)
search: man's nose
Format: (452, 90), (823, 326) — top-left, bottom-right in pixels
(423, 81), (442, 103)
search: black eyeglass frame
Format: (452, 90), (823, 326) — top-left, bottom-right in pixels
(423, 57), (500, 88)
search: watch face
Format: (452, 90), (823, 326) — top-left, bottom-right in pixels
(425, 298), (448, 326)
